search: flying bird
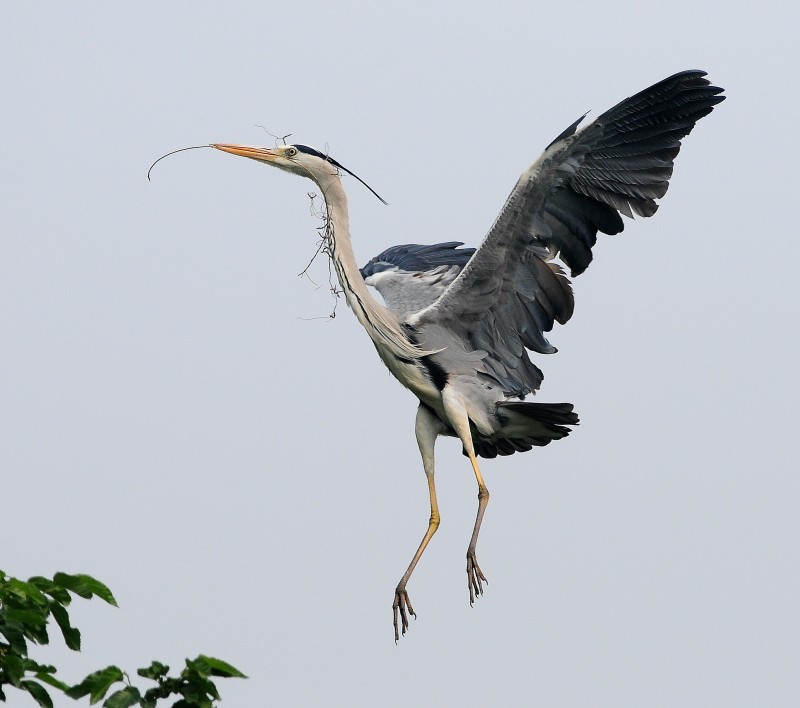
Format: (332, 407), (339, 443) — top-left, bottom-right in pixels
(205, 71), (724, 640)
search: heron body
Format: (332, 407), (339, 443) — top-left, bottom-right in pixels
(209, 70), (725, 640)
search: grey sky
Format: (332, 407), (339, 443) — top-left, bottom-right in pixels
(3, 2), (798, 706)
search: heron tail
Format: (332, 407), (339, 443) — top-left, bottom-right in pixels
(469, 402), (579, 459)
(499, 401), (579, 427)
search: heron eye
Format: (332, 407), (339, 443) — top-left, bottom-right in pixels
(285, 147), (298, 157)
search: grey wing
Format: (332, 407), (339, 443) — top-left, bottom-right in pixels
(411, 70), (725, 398)
(360, 242), (475, 317)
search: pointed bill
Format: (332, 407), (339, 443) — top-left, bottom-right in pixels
(211, 144), (280, 163)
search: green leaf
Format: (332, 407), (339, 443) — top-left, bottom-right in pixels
(53, 573), (118, 606)
(184, 655), (211, 677)
(23, 619), (50, 647)
(175, 696), (214, 708)
(22, 658), (58, 676)
(66, 666), (125, 704)
(180, 672), (219, 702)
(136, 661), (169, 680)
(21, 680), (53, 708)
(103, 686), (142, 708)
(195, 655), (247, 679)
(3, 650), (24, 686)
(2, 608), (48, 626)
(50, 601), (81, 650)
(35, 670), (71, 692)
(5, 579), (48, 606)
(25, 660), (56, 674)
(0, 622), (29, 654)
(29, 576), (71, 605)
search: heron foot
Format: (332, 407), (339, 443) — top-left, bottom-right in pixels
(392, 585), (416, 642)
(467, 549), (488, 605)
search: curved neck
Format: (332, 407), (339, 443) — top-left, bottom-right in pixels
(315, 171), (422, 360)
(319, 175), (383, 325)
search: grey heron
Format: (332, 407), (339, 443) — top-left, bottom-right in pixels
(206, 70), (724, 641)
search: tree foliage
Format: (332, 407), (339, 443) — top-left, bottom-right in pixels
(0, 571), (244, 707)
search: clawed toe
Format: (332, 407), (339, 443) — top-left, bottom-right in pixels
(466, 551), (488, 605)
(392, 586), (416, 642)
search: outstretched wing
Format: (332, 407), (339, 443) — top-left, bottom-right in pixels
(360, 242), (475, 317)
(411, 70), (725, 398)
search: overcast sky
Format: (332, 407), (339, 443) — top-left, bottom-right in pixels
(3, 2), (798, 706)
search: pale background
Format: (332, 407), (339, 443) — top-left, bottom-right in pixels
(3, 2), (798, 706)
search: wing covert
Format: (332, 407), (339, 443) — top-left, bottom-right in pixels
(360, 242), (475, 317)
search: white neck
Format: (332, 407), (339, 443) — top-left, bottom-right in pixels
(314, 170), (423, 360)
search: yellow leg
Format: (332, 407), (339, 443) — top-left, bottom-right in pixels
(393, 472), (439, 641)
(393, 404), (445, 642)
(440, 387), (491, 605)
(465, 450), (489, 604)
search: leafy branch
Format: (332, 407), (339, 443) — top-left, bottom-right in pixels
(0, 571), (244, 707)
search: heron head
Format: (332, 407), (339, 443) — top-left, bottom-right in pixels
(211, 143), (387, 204)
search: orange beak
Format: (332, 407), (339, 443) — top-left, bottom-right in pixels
(211, 144), (280, 163)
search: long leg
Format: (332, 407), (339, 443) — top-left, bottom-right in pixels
(441, 388), (490, 605)
(393, 404), (446, 642)
(464, 450), (489, 604)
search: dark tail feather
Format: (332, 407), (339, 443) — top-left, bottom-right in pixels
(499, 401), (579, 427)
(469, 402), (579, 459)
